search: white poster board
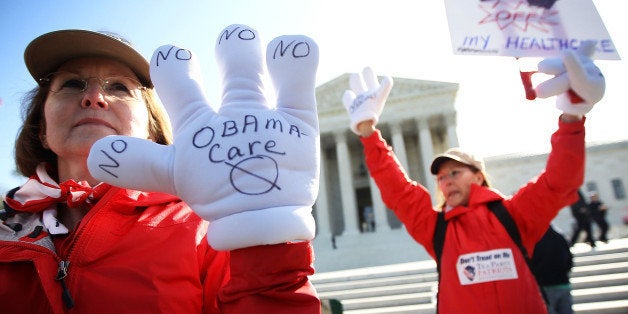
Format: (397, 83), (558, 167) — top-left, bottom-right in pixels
(444, 0), (620, 60)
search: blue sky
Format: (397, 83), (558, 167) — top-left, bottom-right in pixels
(1, 0), (627, 192)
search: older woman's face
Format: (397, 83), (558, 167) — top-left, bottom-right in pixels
(436, 160), (485, 208)
(42, 57), (150, 160)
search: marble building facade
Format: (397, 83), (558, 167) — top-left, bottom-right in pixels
(313, 74), (460, 238)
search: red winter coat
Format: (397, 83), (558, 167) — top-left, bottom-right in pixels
(361, 118), (584, 314)
(0, 187), (320, 313)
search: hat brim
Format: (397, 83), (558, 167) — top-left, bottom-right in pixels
(430, 154), (476, 175)
(24, 29), (152, 87)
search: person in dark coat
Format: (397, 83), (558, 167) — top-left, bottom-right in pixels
(588, 192), (610, 243)
(569, 190), (595, 247)
(531, 225), (574, 314)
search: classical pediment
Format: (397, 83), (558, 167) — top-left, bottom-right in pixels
(316, 74), (458, 109)
(315, 74), (459, 133)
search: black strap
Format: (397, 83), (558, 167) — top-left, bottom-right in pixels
(433, 200), (549, 306)
(487, 201), (549, 305)
(433, 210), (448, 273)
(432, 210), (447, 314)
(433, 201), (527, 269)
(1, 186), (20, 221)
(486, 201), (530, 260)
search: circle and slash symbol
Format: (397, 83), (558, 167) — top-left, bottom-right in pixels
(225, 155), (281, 195)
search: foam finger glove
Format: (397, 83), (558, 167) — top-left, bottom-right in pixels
(342, 67), (393, 135)
(87, 24), (320, 250)
(535, 40), (605, 116)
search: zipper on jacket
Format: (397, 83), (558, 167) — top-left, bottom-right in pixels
(56, 260), (75, 308)
(54, 199), (105, 309)
(52, 188), (114, 310)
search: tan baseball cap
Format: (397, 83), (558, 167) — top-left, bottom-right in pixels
(24, 29), (152, 88)
(430, 147), (485, 175)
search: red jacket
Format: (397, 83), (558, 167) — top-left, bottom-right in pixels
(361, 118), (584, 314)
(0, 187), (320, 313)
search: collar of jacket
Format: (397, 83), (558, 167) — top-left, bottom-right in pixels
(0, 188), (181, 244)
(107, 188), (180, 214)
(444, 184), (505, 220)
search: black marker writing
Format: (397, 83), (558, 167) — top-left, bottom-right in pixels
(155, 46), (192, 67)
(272, 39), (310, 59)
(227, 155), (281, 195)
(218, 26), (256, 45)
(97, 139), (128, 178)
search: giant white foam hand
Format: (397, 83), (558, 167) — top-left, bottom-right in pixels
(342, 67), (393, 135)
(535, 40), (605, 116)
(87, 24), (319, 250)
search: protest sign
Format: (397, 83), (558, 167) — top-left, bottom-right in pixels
(444, 0), (620, 60)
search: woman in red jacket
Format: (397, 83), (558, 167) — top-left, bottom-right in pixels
(0, 26), (320, 313)
(342, 41), (604, 313)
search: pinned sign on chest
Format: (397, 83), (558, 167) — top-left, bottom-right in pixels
(444, 0), (620, 60)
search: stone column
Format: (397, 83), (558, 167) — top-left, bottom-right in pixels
(417, 118), (436, 196)
(315, 152), (331, 237)
(369, 176), (390, 231)
(445, 113), (459, 148)
(335, 132), (359, 235)
(390, 123), (409, 171)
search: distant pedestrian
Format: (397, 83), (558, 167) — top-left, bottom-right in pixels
(588, 192), (610, 243)
(364, 206), (375, 232)
(569, 190), (595, 247)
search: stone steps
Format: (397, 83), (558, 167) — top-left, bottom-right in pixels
(313, 238), (628, 314)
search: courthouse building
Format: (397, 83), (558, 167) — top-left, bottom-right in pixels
(312, 73), (628, 244)
(314, 74), (460, 238)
